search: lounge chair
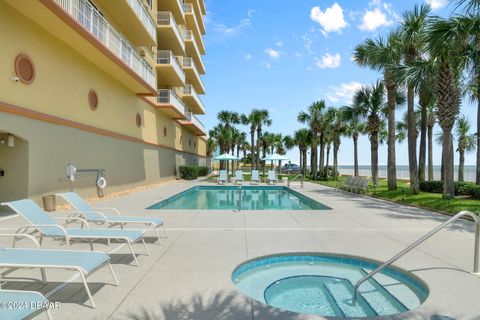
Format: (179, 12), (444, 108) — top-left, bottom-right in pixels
(250, 170), (260, 185)
(56, 192), (168, 242)
(266, 170), (278, 185)
(0, 233), (118, 309)
(217, 170), (228, 184)
(0, 289), (53, 319)
(2, 200), (149, 266)
(233, 170), (244, 185)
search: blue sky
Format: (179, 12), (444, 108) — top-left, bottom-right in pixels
(199, 0), (477, 166)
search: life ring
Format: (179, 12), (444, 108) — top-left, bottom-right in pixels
(96, 177), (107, 189)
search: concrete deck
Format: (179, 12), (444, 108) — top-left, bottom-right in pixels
(1, 181), (480, 320)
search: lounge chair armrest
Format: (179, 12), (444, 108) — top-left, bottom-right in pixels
(53, 217), (90, 228)
(0, 233), (40, 248)
(16, 224), (69, 242)
(68, 210), (109, 221)
(92, 207), (122, 216)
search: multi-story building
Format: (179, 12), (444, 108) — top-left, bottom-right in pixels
(0, 0), (207, 202)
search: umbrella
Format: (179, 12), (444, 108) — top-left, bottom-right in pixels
(261, 154), (289, 173)
(214, 153), (239, 173)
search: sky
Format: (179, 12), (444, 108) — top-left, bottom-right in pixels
(198, 0), (477, 166)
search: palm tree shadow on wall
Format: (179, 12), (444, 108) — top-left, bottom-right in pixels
(121, 291), (303, 320)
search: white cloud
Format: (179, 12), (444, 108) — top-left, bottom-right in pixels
(264, 62), (272, 69)
(302, 34), (314, 54)
(359, 8), (392, 31)
(316, 53), (342, 69)
(295, 52), (303, 58)
(244, 53), (252, 60)
(265, 48), (281, 59)
(211, 10), (254, 38)
(326, 82), (364, 104)
(276, 40), (284, 47)
(310, 3), (347, 34)
(426, 0), (448, 10)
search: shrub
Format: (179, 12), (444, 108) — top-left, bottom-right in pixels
(419, 180), (480, 199)
(178, 166), (208, 180)
(419, 181), (444, 193)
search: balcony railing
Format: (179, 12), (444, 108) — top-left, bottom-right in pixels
(157, 12), (183, 44)
(127, 0), (156, 41)
(182, 57), (204, 88)
(54, 0), (155, 88)
(182, 3), (204, 45)
(183, 84), (205, 111)
(157, 50), (184, 77)
(157, 89), (186, 116)
(185, 112), (206, 133)
(182, 29), (205, 71)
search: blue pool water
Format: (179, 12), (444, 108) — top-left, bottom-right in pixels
(147, 186), (330, 210)
(232, 254), (428, 317)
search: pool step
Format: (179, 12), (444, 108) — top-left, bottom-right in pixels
(324, 279), (378, 317)
(358, 268), (408, 315)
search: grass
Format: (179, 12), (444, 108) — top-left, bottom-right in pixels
(313, 177), (480, 216)
(203, 171), (298, 182)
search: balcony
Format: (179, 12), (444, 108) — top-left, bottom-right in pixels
(157, 0), (185, 25)
(182, 57), (205, 94)
(185, 0), (206, 33)
(95, 0), (156, 46)
(156, 50), (185, 87)
(182, 29), (205, 74)
(183, 3), (205, 53)
(182, 85), (205, 115)
(180, 112), (206, 136)
(156, 12), (185, 56)
(155, 89), (187, 119)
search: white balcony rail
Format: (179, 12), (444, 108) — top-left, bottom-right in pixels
(54, 0), (155, 88)
(182, 57), (204, 88)
(157, 12), (183, 44)
(182, 3), (193, 14)
(185, 112), (206, 133)
(183, 85), (205, 110)
(182, 29), (205, 72)
(157, 89), (186, 115)
(182, 4), (204, 47)
(156, 50), (184, 77)
(127, 0), (156, 41)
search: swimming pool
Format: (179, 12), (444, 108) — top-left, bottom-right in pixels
(147, 186), (330, 210)
(232, 253), (428, 317)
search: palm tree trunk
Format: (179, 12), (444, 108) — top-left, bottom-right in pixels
(319, 133), (325, 176)
(441, 147), (444, 181)
(353, 133), (359, 177)
(386, 85), (397, 190)
(459, 148), (465, 182)
(443, 130), (455, 197)
(407, 84), (420, 194)
(311, 136), (318, 178)
(326, 145), (331, 177)
(333, 138), (339, 180)
(418, 101), (427, 183)
(256, 128), (262, 170)
(236, 147), (240, 170)
(476, 86), (480, 184)
(370, 132), (379, 186)
(250, 127), (255, 172)
(299, 149), (303, 174)
(303, 149), (308, 175)
(428, 125), (434, 181)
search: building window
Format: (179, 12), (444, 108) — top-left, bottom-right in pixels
(14, 54), (35, 84)
(136, 113), (142, 127)
(189, 139), (192, 146)
(88, 90), (98, 111)
(163, 126), (167, 137)
(194, 141), (197, 148)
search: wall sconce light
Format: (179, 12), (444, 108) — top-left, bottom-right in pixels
(6, 135), (14, 148)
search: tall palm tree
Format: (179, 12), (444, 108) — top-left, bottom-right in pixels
(298, 101), (326, 179)
(273, 133), (286, 169)
(235, 131), (247, 170)
(399, 3), (431, 194)
(354, 30), (403, 190)
(426, 104), (437, 181)
(241, 109), (270, 171)
(261, 131), (275, 173)
(353, 81), (386, 186)
(209, 125), (232, 171)
(255, 110), (272, 171)
(217, 111), (240, 130)
(341, 105), (364, 177)
(455, 115), (477, 181)
(206, 137), (216, 172)
(294, 129), (312, 175)
(326, 107), (345, 179)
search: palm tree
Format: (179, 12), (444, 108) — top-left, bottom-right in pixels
(399, 4), (431, 194)
(354, 30), (403, 190)
(217, 111), (240, 130)
(261, 131), (275, 173)
(255, 110), (272, 171)
(209, 125), (232, 171)
(341, 106), (364, 177)
(455, 115), (477, 181)
(326, 107), (345, 179)
(273, 133), (286, 170)
(206, 137), (216, 173)
(235, 131), (247, 170)
(353, 82), (386, 186)
(240, 109), (270, 171)
(324, 133), (333, 177)
(294, 129), (312, 175)
(426, 104), (436, 181)
(298, 101), (326, 179)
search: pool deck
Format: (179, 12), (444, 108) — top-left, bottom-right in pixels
(1, 180), (480, 319)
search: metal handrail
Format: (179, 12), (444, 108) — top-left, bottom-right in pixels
(352, 210), (480, 304)
(288, 174), (304, 188)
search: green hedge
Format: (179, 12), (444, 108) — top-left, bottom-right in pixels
(178, 166), (208, 180)
(419, 180), (480, 199)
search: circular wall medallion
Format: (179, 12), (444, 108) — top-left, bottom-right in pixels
(163, 126), (167, 137)
(136, 113), (142, 127)
(88, 90), (98, 111)
(14, 54), (35, 84)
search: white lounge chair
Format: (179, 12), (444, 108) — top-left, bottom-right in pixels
(0, 289), (53, 319)
(217, 170), (228, 184)
(250, 170), (260, 185)
(267, 170), (278, 185)
(234, 170), (244, 185)
(56, 192), (168, 242)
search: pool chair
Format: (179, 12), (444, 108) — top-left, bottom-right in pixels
(250, 170), (261, 185)
(266, 170), (278, 185)
(233, 170), (244, 185)
(56, 192), (168, 242)
(0, 289), (53, 319)
(0, 233), (118, 309)
(217, 170), (228, 184)
(2, 199), (149, 266)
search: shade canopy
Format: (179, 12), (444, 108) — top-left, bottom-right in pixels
(261, 154), (289, 161)
(214, 153), (240, 161)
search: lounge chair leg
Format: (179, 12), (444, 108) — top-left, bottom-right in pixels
(162, 224), (169, 238)
(41, 268), (47, 284)
(46, 309), (53, 320)
(153, 226), (162, 243)
(39, 235), (43, 246)
(89, 241), (94, 251)
(141, 238), (150, 255)
(108, 262), (119, 286)
(79, 271), (95, 309)
(127, 241), (140, 266)
(107, 238), (111, 246)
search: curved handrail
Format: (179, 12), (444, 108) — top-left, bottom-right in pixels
(353, 210), (480, 304)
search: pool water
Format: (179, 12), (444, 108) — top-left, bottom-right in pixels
(147, 186), (330, 210)
(232, 254), (428, 317)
